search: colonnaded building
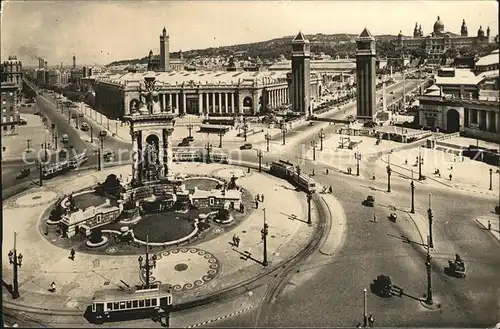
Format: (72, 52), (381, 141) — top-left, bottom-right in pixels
(90, 28), (323, 119)
(396, 16), (496, 59)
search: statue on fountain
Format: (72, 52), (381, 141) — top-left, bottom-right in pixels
(134, 76), (163, 115)
(144, 142), (161, 181)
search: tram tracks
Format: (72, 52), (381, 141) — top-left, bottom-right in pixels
(254, 193), (331, 327)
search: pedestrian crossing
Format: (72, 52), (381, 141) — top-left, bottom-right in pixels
(186, 306), (254, 328)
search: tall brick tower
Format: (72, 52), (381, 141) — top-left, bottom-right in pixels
(355, 28), (377, 122)
(160, 27), (170, 72)
(291, 31), (311, 116)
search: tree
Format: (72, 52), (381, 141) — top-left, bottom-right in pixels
(96, 174), (122, 197)
(90, 229), (103, 244)
(217, 208), (230, 221)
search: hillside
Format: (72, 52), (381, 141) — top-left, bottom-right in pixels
(107, 33), (399, 67)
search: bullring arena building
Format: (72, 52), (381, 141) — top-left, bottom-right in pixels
(89, 28), (325, 119)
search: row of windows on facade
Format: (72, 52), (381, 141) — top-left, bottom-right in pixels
(104, 296), (171, 311)
(2, 115), (16, 122)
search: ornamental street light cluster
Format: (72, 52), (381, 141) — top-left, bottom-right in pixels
(205, 142), (213, 164)
(410, 170), (415, 214)
(307, 192), (313, 225)
(281, 122), (288, 145)
(138, 236), (157, 289)
(310, 139), (317, 161)
(354, 150), (362, 176)
(242, 119), (249, 142)
(186, 122), (194, 138)
(96, 130), (107, 171)
(261, 209), (269, 267)
(489, 168), (493, 190)
(418, 146), (424, 180)
(318, 128), (326, 151)
(264, 131), (272, 152)
(256, 149), (263, 172)
(217, 129), (225, 148)
(7, 232), (23, 299)
(427, 193), (434, 249)
(425, 235), (433, 305)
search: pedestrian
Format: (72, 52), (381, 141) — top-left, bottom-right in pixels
(255, 200), (259, 209)
(328, 186), (332, 193)
(70, 248), (75, 260)
(449, 174), (452, 181)
(368, 314), (374, 327)
(311, 169), (315, 176)
(356, 323), (362, 328)
(488, 220), (491, 231)
(50, 282), (56, 293)
(261, 194), (265, 202)
(255, 194), (260, 202)
(235, 236), (240, 247)
(325, 168), (329, 175)
(232, 234), (237, 246)
(405, 159), (408, 165)
(373, 214), (377, 223)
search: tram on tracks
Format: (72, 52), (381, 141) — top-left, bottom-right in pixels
(270, 159), (316, 193)
(90, 284), (172, 326)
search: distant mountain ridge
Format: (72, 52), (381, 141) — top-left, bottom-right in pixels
(107, 32), (399, 67)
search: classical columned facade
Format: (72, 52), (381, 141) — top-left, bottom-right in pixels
(419, 96), (500, 143)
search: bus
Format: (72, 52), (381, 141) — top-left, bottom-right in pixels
(90, 284), (172, 325)
(199, 124), (231, 134)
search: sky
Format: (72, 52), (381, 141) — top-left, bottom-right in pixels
(1, 0), (498, 67)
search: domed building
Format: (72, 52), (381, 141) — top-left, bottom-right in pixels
(396, 15), (496, 60)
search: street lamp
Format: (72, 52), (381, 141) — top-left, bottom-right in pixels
(51, 123), (56, 143)
(363, 288), (368, 327)
(307, 192), (312, 225)
(425, 235), (433, 305)
(281, 122), (288, 145)
(261, 209), (269, 267)
(217, 128), (225, 148)
(427, 193), (434, 249)
(418, 146), (424, 180)
(7, 232), (23, 299)
(318, 128), (326, 151)
(256, 149), (263, 172)
(354, 150), (362, 176)
(205, 142), (213, 164)
(410, 170), (415, 214)
(310, 140), (317, 161)
(138, 236), (157, 289)
(386, 153), (392, 193)
(265, 131), (272, 152)
(242, 119), (249, 142)
(187, 122), (194, 138)
(97, 130), (106, 171)
(489, 168), (493, 190)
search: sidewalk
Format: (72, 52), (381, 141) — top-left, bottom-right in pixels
(476, 216), (500, 243)
(2, 163), (321, 314)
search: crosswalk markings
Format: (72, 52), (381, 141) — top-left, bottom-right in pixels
(186, 306), (254, 328)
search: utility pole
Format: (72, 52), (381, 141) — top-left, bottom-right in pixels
(138, 235), (157, 289)
(386, 154), (392, 193)
(281, 122), (287, 145)
(310, 140), (317, 161)
(307, 192), (312, 225)
(489, 168), (493, 191)
(7, 232), (23, 299)
(425, 235), (433, 305)
(354, 150), (362, 176)
(261, 209), (269, 267)
(187, 122), (193, 138)
(410, 169), (415, 213)
(427, 193), (434, 249)
(256, 149), (263, 172)
(265, 131), (272, 152)
(318, 128), (325, 151)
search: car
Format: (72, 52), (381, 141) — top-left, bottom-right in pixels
(178, 140), (191, 147)
(308, 121), (315, 126)
(364, 195), (375, 207)
(16, 168), (30, 179)
(81, 123), (90, 131)
(61, 134), (69, 143)
(240, 143), (253, 150)
(184, 136), (194, 142)
(390, 91), (394, 94)
(71, 113), (77, 119)
(102, 151), (115, 162)
(19, 118), (27, 125)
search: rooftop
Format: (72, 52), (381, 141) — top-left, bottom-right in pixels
(269, 59), (355, 71)
(98, 70), (289, 87)
(475, 49), (499, 67)
(435, 69), (482, 86)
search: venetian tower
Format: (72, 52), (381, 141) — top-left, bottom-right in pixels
(355, 28), (377, 122)
(291, 31), (311, 116)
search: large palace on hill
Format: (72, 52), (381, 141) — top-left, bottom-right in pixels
(396, 16), (496, 59)
(90, 28), (323, 119)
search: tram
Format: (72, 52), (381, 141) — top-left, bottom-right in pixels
(270, 160), (316, 193)
(68, 152), (88, 169)
(90, 284), (172, 326)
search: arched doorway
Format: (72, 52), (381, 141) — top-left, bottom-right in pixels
(446, 109), (460, 133)
(243, 96), (253, 108)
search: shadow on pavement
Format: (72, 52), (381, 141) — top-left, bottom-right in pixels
(280, 212), (308, 224)
(232, 248), (264, 266)
(2, 279), (14, 296)
(386, 233), (427, 248)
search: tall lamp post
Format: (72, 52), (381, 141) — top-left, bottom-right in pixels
(425, 235), (433, 305)
(427, 193), (434, 249)
(218, 129), (225, 148)
(38, 161), (44, 187)
(256, 149), (263, 172)
(261, 209), (269, 267)
(281, 122), (288, 145)
(307, 192), (312, 225)
(138, 236), (157, 289)
(187, 122), (194, 138)
(410, 169), (415, 213)
(318, 128), (325, 151)
(363, 288), (368, 327)
(265, 131), (272, 152)
(310, 140), (317, 161)
(7, 232), (23, 299)
(205, 142), (213, 164)
(51, 123), (56, 143)
(418, 146), (424, 180)
(242, 119), (249, 142)
(97, 130), (106, 171)
(354, 150), (362, 176)
(489, 168), (493, 191)
(386, 156), (392, 193)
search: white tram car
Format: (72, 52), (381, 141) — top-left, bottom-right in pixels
(91, 284), (172, 325)
(270, 160), (316, 193)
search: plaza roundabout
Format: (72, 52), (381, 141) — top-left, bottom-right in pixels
(140, 247), (221, 292)
(10, 190), (59, 208)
